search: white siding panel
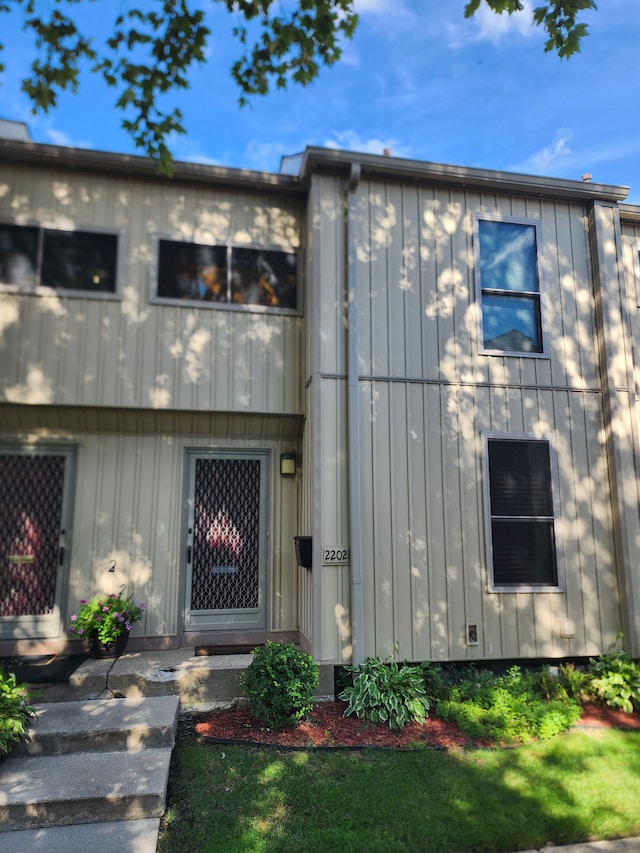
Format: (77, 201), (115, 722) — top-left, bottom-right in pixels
(0, 164), (303, 415)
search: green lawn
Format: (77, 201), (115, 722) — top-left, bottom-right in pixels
(158, 726), (640, 853)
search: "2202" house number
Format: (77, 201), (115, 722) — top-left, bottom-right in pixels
(322, 546), (350, 565)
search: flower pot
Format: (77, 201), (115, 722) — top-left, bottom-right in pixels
(90, 630), (130, 659)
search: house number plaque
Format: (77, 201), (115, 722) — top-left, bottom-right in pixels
(322, 546), (350, 565)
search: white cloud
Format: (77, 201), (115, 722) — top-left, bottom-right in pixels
(170, 137), (220, 167)
(511, 133), (640, 185)
(354, 0), (406, 14)
(446, 0), (536, 48)
(243, 140), (289, 171)
(324, 130), (411, 159)
(516, 131), (574, 174)
(45, 127), (94, 149)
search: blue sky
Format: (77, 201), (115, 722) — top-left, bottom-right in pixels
(1, 1), (639, 201)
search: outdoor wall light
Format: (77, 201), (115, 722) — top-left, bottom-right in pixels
(280, 452), (296, 477)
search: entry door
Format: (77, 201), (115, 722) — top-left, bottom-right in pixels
(0, 447), (75, 640)
(183, 452), (269, 632)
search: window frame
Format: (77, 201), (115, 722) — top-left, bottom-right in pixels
(0, 219), (123, 300)
(632, 239), (640, 308)
(482, 431), (565, 594)
(150, 234), (301, 316)
(474, 213), (549, 358)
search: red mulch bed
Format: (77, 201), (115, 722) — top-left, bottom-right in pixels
(193, 700), (640, 750)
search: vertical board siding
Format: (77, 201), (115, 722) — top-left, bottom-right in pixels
(306, 174), (620, 662)
(356, 180), (600, 389)
(355, 381), (617, 661)
(8, 426), (301, 639)
(0, 164), (303, 415)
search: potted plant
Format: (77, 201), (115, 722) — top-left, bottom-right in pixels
(68, 590), (145, 658)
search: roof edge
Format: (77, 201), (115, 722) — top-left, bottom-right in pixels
(298, 147), (630, 203)
(618, 202), (640, 222)
(0, 138), (303, 193)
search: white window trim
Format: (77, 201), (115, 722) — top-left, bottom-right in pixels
(0, 219), (124, 300)
(481, 431), (565, 594)
(474, 213), (549, 358)
(149, 234), (302, 316)
(632, 238), (640, 308)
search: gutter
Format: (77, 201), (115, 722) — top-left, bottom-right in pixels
(0, 138), (303, 195)
(347, 162), (365, 665)
(297, 146), (629, 204)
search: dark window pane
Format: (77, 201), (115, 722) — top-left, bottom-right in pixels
(157, 240), (228, 302)
(488, 439), (553, 517)
(231, 247), (297, 309)
(491, 520), (558, 586)
(482, 293), (542, 352)
(479, 220), (539, 293)
(41, 230), (117, 293)
(0, 224), (38, 289)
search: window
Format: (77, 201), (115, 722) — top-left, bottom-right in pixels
(476, 216), (545, 355)
(156, 239), (298, 311)
(0, 222), (119, 295)
(483, 434), (562, 592)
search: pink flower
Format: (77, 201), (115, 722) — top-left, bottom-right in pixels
(103, 606), (109, 612)
(70, 614), (77, 622)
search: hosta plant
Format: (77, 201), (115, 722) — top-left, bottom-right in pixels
(339, 656), (430, 731)
(241, 641), (319, 730)
(589, 650), (640, 714)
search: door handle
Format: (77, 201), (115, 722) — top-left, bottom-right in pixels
(59, 546), (65, 567)
(186, 545), (192, 564)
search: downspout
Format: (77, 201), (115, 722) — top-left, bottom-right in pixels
(347, 162), (364, 665)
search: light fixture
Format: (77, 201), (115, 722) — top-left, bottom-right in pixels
(280, 452), (296, 477)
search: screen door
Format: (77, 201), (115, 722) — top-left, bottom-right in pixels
(0, 447), (74, 640)
(183, 452), (268, 631)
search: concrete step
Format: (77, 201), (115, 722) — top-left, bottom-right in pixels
(32, 648), (336, 711)
(0, 818), (160, 853)
(17, 695), (179, 755)
(0, 747), (172, 831)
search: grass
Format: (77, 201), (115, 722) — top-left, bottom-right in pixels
(158, 725), (640, 853)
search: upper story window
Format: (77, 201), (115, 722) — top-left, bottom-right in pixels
(475, 215), (546, 356)
(483, 433), (563, 593)
(0, 222), (119, 296)
(155, 239), (298, 312)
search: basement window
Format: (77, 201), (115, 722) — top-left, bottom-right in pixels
(483, 433), (563, 592)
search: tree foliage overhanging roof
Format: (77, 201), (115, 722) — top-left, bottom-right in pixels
(0, 0), (597, 175)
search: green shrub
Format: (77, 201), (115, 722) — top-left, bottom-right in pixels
(589, 650), (640, 714)
(534, 663), (590, 703)
(241, 641), (319, 729)
(0, 669), (37, 760)
(339, 656), (430, 731)
(436, 665), (581, 744)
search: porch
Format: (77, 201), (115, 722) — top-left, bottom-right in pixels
(28, 648), (336, 711)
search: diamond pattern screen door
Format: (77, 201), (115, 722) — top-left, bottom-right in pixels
(0, 447), (75, 640)
(183, 452), (269, 632)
